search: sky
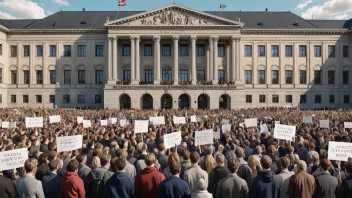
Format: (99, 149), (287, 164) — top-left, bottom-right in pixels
(0, 0), (351, 20)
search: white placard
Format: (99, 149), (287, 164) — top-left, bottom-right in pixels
(119, 119), (127, 127)
(239, 123), (244, 128)
(164, 132), (182, 149)
(77, 117), (84, 124)
(134, 120), (149, 133)
(319, 120), (329, 128)
(110, 118), (117, 125)
(245, 118), (257, 127)
(101, 120), (108, 126)
(195, 129), (214, 146)
(221, 119), (230, 125)
(221, 124), (231, 134)
(83, 120), (91, 128)
(190, 115), (198, 123)
(328, 141), (352, 161)
(275, 121), (280, 125)
(260, 124), (269, 133)
(49, 115), (61, 124)
(0, 119), (2, 127)
(213, 131), (220, 139)
(344, 122), (352, 129)
(303, 116), (313, 124)
(25, 117), (43, 128)
(0, 148), (28, 171)
(150, 116), (165, 125)
(274, 124), (296, 141)
(173, 116), (186, 124)
(9, 122), (16, 128)
(2, 122), (9, 128)
(57, 135), (83, 152)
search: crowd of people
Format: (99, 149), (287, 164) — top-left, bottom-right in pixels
(0, 107), (352, 198)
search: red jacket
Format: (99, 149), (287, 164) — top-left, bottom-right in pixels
(60, 171), (86, 198)
(134, 166), (165, 198)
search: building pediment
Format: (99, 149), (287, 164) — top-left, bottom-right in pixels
(105, 4), (244, 28)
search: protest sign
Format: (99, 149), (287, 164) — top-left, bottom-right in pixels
(134, 120), (149, 133)
(319, 120), (329, 128)
(164, 132), (182, 149)
(213, 131), (220, 139)
(9, 122), (16, 128)
(275, 121), (280, 125)
(344, 122), (352, 129)
(221, 119), (230, 125)
(150, 116), (165, 125)
(0, 119), (2, 127)
(328, 141), (352, 161)
(2, 122), (9, 128)
(260, 124), (269, 133)
(49, 115), (61, 124)
(190, 115), (198, 123)
(274, 124), (296, 141)
(110, 118), (117, 125)
(83, 120), (91, 128)
(195, 130), (213, 146)
(303, 116), (312, 124)
(100, 120), (108, 126)
(173, 116), (186, 124)
(221, 124), (231, 134)
(119, 119), (127, 127)
(244, 118), (257, 127)
(57, 135), (83, 152)
(0, 148), (28, 171)
(25, 117), (43, 128)
(77, 117), (83, 124)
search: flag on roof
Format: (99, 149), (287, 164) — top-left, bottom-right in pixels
(220, 4), (226, 9)
(118, 0), (126, 6)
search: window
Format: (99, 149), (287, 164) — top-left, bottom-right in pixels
(78, 95), (85, 103)
(64, 70), (71, 84)
(0, 95), (2, 103)
(23, 45), (30, 57)
(285, 45), (292, 57)
(95, 70), (103, 84)
(197, 70), (205, 82)
(49, 95), (55, 103)
(299, 70), (307, 84)
(245, 70), (252, 84)
(259, 95), (266, 103)
(95, 45), (103, 56)
(258, 45), (265, 57)
(329, 95), (335, 103)
(63, 45), (71, 56)
(286, 95), (292, 103)
(328, 45), (335, 57)
(11, 71), (17, 84)
(314, 45), (321, 57)
(145, 70), (154, 83)
(272, 95), (279, 103)
(343, 46), (349, 58)
(50, 45), (56, 57)
(244, 45), (252, 57)
(179, 44), (188, 56)
(315, 95), (322, 103)
(343, 71), (349, 84)
(11, 46), (17, 57)
(314, 70), (321, 84)
(77, 45), (86, 57)
(36, 45), (43, 56)
(50, 70), (56, 84)
(218, 70), (225, 81)
(122, 44), (131, 56)
(218, 44), (225, 57)
(344, 95), (350, 103)
(36, 70), (43, 84)
(179, 69), (188, 82)
(23, 70), (30, 84)
(246, 95), (252, 103)
(162, 70), (172, 82)
(36, 95), (42, 103)
(328, 70), (335, 84)
(0, 44), (2, 55)
(11, 95), (16, 103)
(162, 44), (171, 56)
(258, 70), (265, 84)
(271, 70), (279, 84)
(300, 95), (307, 103)
(123, 70), (131, 82)
(271, 45), (279, 57)
(299, 45), (306, 57)
(285, 70), (293, 84)
(23, 95), (28, 103)
(95, 95), (102, 103)
(78, 70), (85, 84)
(63, 95), (70, 103)
(0, 68), (2, 83)
(144, 44), (152, 56)
(196, 44), (205, 56)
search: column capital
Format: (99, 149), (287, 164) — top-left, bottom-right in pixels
(230, 36), (238, 42)
(153, 35), (161, 42)
(129, 36), (135, 41)
(172, 36), (180, 41)
(134, 36), (141, 42)
(190, 35), (197, 42)
(108, 37), (115, 41)
(213, 36), (219, 42)
(208, 36), (213, 42)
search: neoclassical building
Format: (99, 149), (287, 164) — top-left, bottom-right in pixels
(0, 4), (351, 109)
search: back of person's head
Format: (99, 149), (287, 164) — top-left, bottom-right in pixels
(95, 143), (104, 150)
(260, 155), (272, 170)
(92, 149), (102, 158)
(297, 142), (303, 149)
(115, 148), (123, 158)
(216, 154), (225, 165)
(145, 153), (156, 166)
(169, 161), (181, 175)
(205, 146), (212, 155)
(47, 142), (56, 151)
(38, 153), (48, 165)
(312, 153), (320, 163)
(280, 157), (290, 169)
(100, 154), (111, 167)
(141, 143), (148, 152)
(110, 157), (118, 172)
(320, 159), (331, 171)
(190, 152), (200, 164)
(76, 154), (86, 163)
(128, 146), (135, 154)
(235, 147), (244, 158)
(167, 152), (180, 166)
(24, 158), (38, 173)
(243, 139), (250, 147)
(48, 159), (60, 171)
(92, 156), (101, 169)
(197, 178), (208, 191)
(228, 158), (239, 173)
(48, 151), (57, 161)
(285, 145), (294, 154)
(158, 143), (165, 152)
(344, 161), (352, 174)
(67, 159), (79, 172)
(115, 158), (126, 171)
(268, 145), (276, 154)
(253, 146), (262, 155)
(309, 141), (316, 150)
(296, 160), (307, 171)
(182, 150), (190, 161)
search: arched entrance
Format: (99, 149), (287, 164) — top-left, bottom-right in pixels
(198, 94), (209, 109)
(120, 94), (131, 109)
(161, 94), (173, 109)
(219, 94), (231, 109)
(141, 94), (153, 109)
(178, 94), (190, 109)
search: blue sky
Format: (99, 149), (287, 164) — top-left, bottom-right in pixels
(0, 0), (351, 20)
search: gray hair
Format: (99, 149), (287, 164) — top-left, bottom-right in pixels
(296, 160), (307, 171)
(197, 178), (208, 191)
(216, 154), (225, 164)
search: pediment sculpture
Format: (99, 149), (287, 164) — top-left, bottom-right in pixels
(140, 10), (212, 25)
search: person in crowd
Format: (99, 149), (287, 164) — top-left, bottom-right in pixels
(91, 156), (102, 170)
(274, 157), (295, 198)
(267, 145), (280, 174)
(60, 159), (85, 198)
(183, 152), (208, 197)
(247, 155), (262, 179)
(42, 159), (62, 198)
(156, 143), (168, 173)
(236, 147), (253, 187)
(180, 150), (192, 179)
(0, 170), (15, 198)
(36, 153), (50, 181)
(115, 149), (136, 180)
(208, 154), (229, 196)
(314, 159), (338, 198)
(193, 178), (212, 198)
(287, 160), (315, 198)
(338, 158), (352, 197)
(134, 143), (149, 173)
(76, 153), (91, 181)
(163, 152), (180, 178)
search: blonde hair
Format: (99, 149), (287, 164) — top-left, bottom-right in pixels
(204, 155), (217, 174)
(91, 156), (101, 169)
(248, 156), (261, 178)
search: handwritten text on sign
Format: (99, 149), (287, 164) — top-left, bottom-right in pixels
(134, 120), (149, 133)
(57, 135), (83, 152)
(274, 124), (296, 141)
(173, 116), (186, 124)
(164, 132), (182, 149)
(150, 116), (165, 125)
(195, 129), (213, 146)
(303, 116), (312, 124)
(319, 120), (329, 128)
(49, 115), (61, 124)
(0, 148), (28, 171)
(25, 117), (43, 128)
(328, 141), (352, 161)
(344, 122), (352, 129)
(244, 118), (257, 127)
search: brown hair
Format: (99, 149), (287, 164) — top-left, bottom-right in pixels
(260, 155), (272, 169)
(24, 158), (38, 173)
(190, 152), (200, 164)
(67, 159), (79, 172)
(227, 157), (239, 173)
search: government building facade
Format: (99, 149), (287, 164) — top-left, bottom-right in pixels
(0, 4), (351, 109)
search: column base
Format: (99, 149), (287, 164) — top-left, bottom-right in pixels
(107, 80), (116, 85)
(212, 80), (218, 85)
(191, 79), (197, 85)
(131, 80), (139, 85)
(154, 80), (160, 85)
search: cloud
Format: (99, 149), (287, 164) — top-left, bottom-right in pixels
(0, 0), (45, 19)
(296, 0), (313, 10)
(52, 0), (69, 6)
(0, 11), (15, 19)
(301, 0), (352, 19)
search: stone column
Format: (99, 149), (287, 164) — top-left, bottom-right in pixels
(113, 37), (118, 82)
(190, 35), (197, 85)
(209, 36), (213, 81)
(231, 36), (236, 81)
(206, 42), (210, 82)
(212, 36), (219, 85)
(153, 35), (161, 84)
(172, 36), (179, 84)
(132, 36), (140, 85)
(235, 37), (242, 85)
(130, 36), (135, 83)
(107, 37), (114, 84)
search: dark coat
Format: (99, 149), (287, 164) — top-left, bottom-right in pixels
(249, 170), (281, 198)
(36, 164), (50, 181)
(42, 172), (61, 198)
(0, 175), (15, 198)
(157, 176), (191, 198)
(208, 166), (230, 196)
(104, 172), (135, 198)
(337, 174), (352, 198)
(314, 172), (338, 198)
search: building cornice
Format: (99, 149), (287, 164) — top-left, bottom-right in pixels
(107, 25), (241, 30)
(241, 29), (350, 35)
(8, 29), (107, 35)
(0, 24), (10, 33)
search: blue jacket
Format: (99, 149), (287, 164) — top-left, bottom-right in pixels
(157, 176), (191, 198)
(104, 172), (134, 198)
(249, 170), (281, 198)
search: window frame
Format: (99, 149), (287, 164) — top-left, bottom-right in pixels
(272, 95), (279, 103)
(285, 45), (292, 57)
(78, 95), (85, 103)
(218, 44), (225, 57)
(196, 44), (205, 56)
(77, 45), (86, 57)
(145, 69), (154, 84)
(95, 70), (103, 84)
(285, 70), (293, 84)
(23, 45), (30, 57)
(123, 70), (131, 83)
(258, 45), (265, 57)
(95, 45), (104, 57)
(258, 70), (265, 84)
(271, 45), (279, 57)
(36, 95), (42, 103)
(246, 95), (252, 103)
(314, 45), (321, 57)
(179, 44), (188, 56)
(244, 45), (252, 57)
(178, 69), (188, 82)
(286, 95), (292, 103)
(36, 70), (43, 84)
(299, 45), (307, 57)
(49, 70), (56, 84)
(144, 44), (152, 56)
(63, 45), (71, 57)
(36, 45), (43, 57)
(259, 95), (266, 103)
(299, 70), (307, 84)
(64, 70), (71, 84)
(162, 44), (171, 56)
(49, 45), (56, 57)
